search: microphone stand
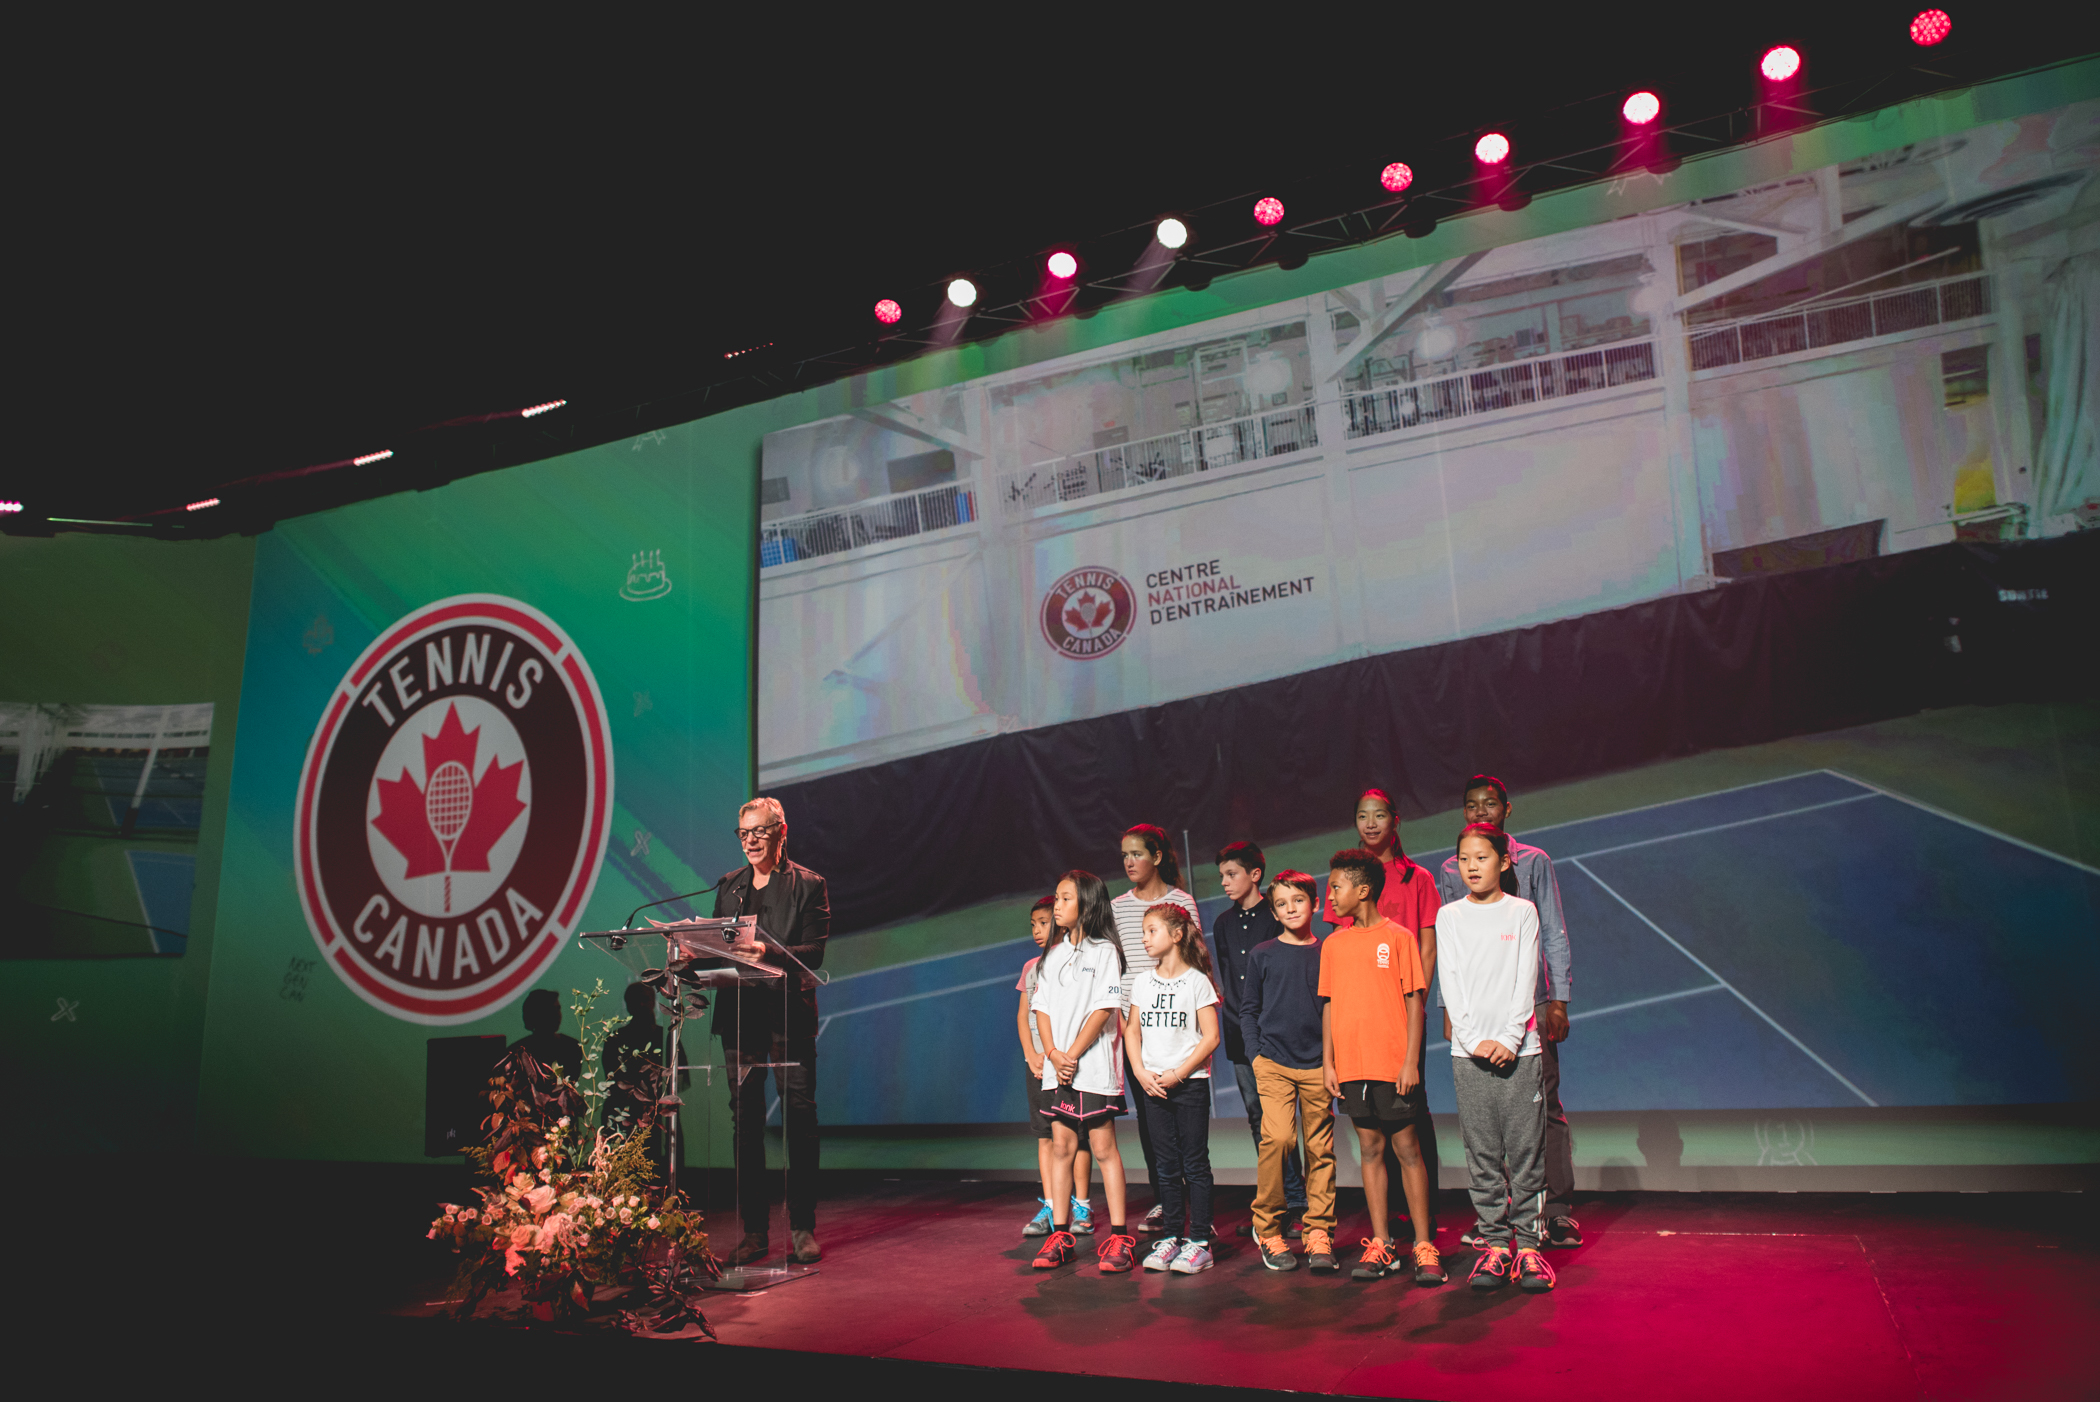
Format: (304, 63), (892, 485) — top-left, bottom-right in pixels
(624, 877), (728, 931)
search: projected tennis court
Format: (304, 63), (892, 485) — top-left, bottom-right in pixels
(802, 771), (2100, 1124)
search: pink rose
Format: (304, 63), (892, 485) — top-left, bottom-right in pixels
(524, 1186), (556, 1215)
(509, 1223), (536, 1249)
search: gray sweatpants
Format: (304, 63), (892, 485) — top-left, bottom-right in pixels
(1451, 1053), (1548, 1250)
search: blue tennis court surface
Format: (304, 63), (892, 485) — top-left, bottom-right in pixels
(87, 756), (207, 831)
(805, 772), (2100, 1124)
(126, 850), (195, 955)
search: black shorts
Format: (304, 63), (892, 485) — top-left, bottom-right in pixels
(1340, 1078), (1429, 1129)
(1025, 1076), (1057, 1139)
(1040, 1086), (1126, 1129)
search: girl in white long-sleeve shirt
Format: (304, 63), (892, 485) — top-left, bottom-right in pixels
(1437, 823), (1557, 1295)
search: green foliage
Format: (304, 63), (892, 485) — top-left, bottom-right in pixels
(431, 982), (714, 1335)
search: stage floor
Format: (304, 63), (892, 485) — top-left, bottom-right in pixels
(394, 1180), (2094, 1399)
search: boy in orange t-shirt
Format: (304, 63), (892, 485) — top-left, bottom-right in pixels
(1318, 848), (1445, 1287)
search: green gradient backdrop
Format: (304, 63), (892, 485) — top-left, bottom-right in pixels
(195, 418), (762, 1161)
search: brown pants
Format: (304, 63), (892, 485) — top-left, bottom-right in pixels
(1252, 1055), (1337, 1237)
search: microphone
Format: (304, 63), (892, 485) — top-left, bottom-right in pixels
(623, 876), (728, 931)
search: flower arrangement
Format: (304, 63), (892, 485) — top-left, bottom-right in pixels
(428, 980), (717, 1335)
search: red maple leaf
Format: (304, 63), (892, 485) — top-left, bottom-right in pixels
(370, 704), (528, 878)
(1064, 604), (1089, 632)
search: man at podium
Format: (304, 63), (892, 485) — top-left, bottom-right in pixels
(713, 796), (830, 1268)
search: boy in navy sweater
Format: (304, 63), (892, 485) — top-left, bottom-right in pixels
(1240, 871), (1339, 1273)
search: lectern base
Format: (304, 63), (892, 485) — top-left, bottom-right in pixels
(706, 1262), (819, 1293)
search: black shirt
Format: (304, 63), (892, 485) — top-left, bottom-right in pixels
(1241, 936), (1325, 1071)
(1210, 896), (1284, 1064)
(709, 858), (830, 1039)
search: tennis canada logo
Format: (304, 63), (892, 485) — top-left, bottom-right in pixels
(1040, 566), (1136, 660)
(294, 595), (613, 1025)
(1376, 942), (1391, 969)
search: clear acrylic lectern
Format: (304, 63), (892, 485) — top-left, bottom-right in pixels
(578, 914), (821, 1292)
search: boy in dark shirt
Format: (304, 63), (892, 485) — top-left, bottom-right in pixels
(1240, 871), (1339, 1273)
(1211, 841), (1306, 1237)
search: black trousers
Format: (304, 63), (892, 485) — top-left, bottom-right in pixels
(1136, 1079), (1215, 1240)
(725, 1023), (820, 1234)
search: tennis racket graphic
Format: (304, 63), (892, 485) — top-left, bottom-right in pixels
(424, 758), (474, 913)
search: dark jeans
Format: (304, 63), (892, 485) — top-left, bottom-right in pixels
(1232, 1060), (1305, 1209)
(726, 1026), (819, 1235)
(1136, 1077), (1214, 1241)
(1126, 1051), (1155, 1183)
(1539, 1020), (1573, 1218)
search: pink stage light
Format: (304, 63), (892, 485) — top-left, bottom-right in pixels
(1474, 133), (1511, 165)
(1622, 91), (1661, 125)
(520, 400), (565, 418)
(1910, 9), (1951, 45)
(874, 299), (902, 324)
(0, 500), (22, 513)
(352, 450), (394, 466)
(186, 497), (220, 512)
(1380, 162), (1414, 193)
(1761, 45), (1801, 81)
(1046, 251), (1078, 280)
(1252, 197), (1285, 227)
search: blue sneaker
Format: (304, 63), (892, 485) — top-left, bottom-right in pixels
(1142, 1236), (1182, 1271)
(1071, 1197), (1095, 1235)
(1023, 1198), (1055, 1237)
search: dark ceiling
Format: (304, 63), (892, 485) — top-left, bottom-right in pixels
(10, 6), (2094, 536)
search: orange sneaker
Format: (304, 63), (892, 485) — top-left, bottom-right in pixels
(1351, 1237), (1398, 1280)
(1411, 1240), (1447, 1285)
(1257, 1233), (1298, 1271)
(1303, 1227), (1336, 1272)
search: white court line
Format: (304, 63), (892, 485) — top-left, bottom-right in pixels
(827, 941), (1031, 984)
(1560, 792), (1879, 862)
(1822, 768), (2100, 877)
(825, 972), (1018, 1018)
(1520, 770), (1853, 842)
(1427, 983), (1725, 1052)
(1569, 858), (1878, 1107)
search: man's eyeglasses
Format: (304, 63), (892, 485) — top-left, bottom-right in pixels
(736, 822), (783, 844)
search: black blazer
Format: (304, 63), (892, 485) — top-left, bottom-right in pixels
(711, 858), (831, 993)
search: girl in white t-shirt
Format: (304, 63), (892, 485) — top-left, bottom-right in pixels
(1125, 902), (1222, 1274)
(1030, 870), (1136, 1272)
(1112, 822), (1200, 1233)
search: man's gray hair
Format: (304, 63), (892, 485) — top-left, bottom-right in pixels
(738, 796), (786, 828)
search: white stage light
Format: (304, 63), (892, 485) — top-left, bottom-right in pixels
(1155, 218), (1189, 250)
(0, 500), (22, 513)
(947, 278), (979, 308)
(186, 497), (220, 512)
(520, 400), (566, 417)
(353, 450), (394, 466)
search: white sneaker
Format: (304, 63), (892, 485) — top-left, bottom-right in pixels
(1142, 1236), (1183, 1271)
(1170, 1239), (1214, 1274)
(1140, 1203), (1167, 1232)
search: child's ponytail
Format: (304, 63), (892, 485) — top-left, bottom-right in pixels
(1145, 901), (1211, 977)
(1457, 822), (1521, 895)
(1059, 868), (1125, 974)
(1124, 823), (1184, 891)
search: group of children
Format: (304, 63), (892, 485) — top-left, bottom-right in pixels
(1014, 778), (1575, 1295)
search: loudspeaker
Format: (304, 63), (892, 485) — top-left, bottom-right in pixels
(426, 1035), (505, 1157)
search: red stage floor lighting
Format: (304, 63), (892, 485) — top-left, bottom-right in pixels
(1380, 162), (1414, 193)
(1910, 9), (1951, 45)
(1045, 251), (1077, 280)
(1252, 197), (1285, 227)
(873, 299), (902, 325)
(1622, 91), (1661, 125)
(1761, 45), (1802, 81)
(1475, 132), (1511, 164)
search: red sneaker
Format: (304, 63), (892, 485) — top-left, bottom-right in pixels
(1097, 1231), (1138, 1272)
(1031, 1230), (1077, 1269)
